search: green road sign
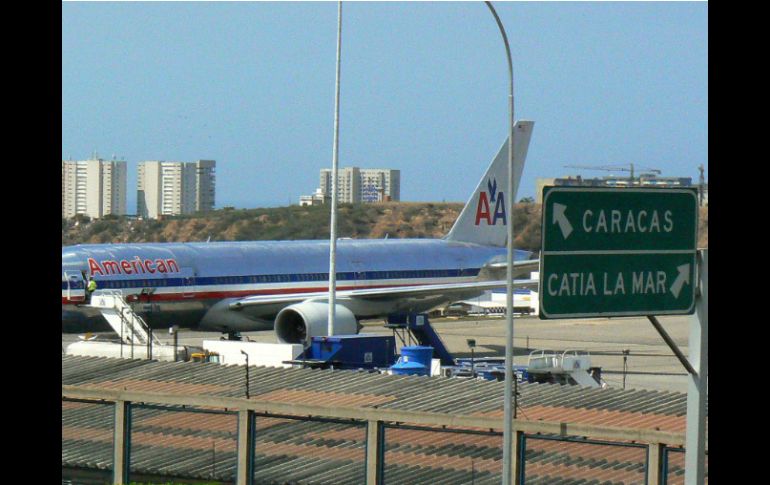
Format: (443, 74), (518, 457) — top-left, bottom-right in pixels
(540, 187), (698, 318)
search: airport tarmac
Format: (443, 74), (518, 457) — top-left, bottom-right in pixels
(62, 314), (699, 393)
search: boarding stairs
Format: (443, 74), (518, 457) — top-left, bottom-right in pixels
(385, 313), (455, 366)
(88, 290), (161, 346)
(527, 349), (602, 388)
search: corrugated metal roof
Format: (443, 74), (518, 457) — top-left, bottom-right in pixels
(62, 355), (707, 484)
(62, 355), (704, 426)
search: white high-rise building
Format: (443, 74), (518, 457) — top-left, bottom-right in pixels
(359, 168), (400, 202)
(137, 160), (216, 218)
(317, 167), (400, 204)
(62, 158), (127, 219)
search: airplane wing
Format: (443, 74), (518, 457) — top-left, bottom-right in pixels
(229, 279), (539, 311)
(472, 259), (539, 285)
(485, 259), (540, 278)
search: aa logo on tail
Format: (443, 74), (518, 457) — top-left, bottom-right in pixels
(475, 178), (507, 226)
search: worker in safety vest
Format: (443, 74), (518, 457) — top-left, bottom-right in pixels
(86, 276), (97, 302)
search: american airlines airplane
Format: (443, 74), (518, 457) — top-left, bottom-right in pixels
(62, 121), (536, 342)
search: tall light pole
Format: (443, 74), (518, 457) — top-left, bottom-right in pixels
(483, 2), (517, 484)
(240, 350), (250, 399)
(328, 0), (343, 337)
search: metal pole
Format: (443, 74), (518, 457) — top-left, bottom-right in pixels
(685, 249), (707, 484)
(328, 0), (343, 337)
(622, 349), (629, 390)
(241, 350), (250, 399)
(513, 378), (518, 419)
(647, 315), (697, 376)
(483, 3), (516, 484)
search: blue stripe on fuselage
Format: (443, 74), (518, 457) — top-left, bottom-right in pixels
(61, 267), (482, 290)
(62, 239), (531, 290)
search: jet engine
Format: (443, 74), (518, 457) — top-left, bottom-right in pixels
(274, 301), (358, 345)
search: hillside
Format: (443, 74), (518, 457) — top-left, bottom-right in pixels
(62, 203), (708, 252)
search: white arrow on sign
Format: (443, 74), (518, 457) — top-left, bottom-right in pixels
(670, 264), (691, 298)
(553, 203), (573, 239)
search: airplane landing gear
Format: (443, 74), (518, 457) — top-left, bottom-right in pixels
(222, 330), (242, 341)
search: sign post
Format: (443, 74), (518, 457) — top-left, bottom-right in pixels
(685, 249), (707, 485)
(540, 187), (699, 318)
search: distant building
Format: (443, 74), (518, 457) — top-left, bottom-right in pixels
(535, 174), (696, 204)
(193, 159), (217, 212)
(137, 160), (216, 218)
(299, 188), (329, 207)
(305, 167), (400, 204)
(62, 158), (127, 219)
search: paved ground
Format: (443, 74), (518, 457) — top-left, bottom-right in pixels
(431, 314), (696, 393)
(62, 313), (699, 393)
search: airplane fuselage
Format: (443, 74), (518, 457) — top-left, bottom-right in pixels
(62, 120), (536, 335)
(62, 239), (526, 333)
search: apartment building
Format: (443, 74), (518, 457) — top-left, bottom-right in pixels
(193, 159), (216, 212)
(137, 160), (216, 218)
(62, 158), (127, 219)
(315, 167), (400, 204)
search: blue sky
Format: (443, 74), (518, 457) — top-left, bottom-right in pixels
(62, 1), (707, 211)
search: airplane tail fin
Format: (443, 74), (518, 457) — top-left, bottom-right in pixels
(445, 120), (534, 247)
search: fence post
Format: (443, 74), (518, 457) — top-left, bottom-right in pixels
(366, 420), (384, 484)
(512, 429), (524, 485)
(647, 442), (664, 485)
(236, 410), (255, 485)
(113, 400), (131, 485)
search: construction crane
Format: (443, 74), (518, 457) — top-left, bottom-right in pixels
(563, 163), (661, 185)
